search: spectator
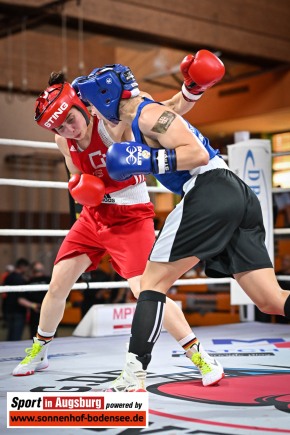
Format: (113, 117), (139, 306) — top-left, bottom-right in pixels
(3, 258), (32, 341)
(0, 264), (14, 284)
(1, 264), (15, 325)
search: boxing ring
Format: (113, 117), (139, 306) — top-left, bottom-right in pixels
(0, 138), (290, 434)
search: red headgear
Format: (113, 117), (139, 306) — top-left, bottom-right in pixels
(34, 82), (90, 131)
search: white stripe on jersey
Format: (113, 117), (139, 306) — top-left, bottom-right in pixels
(97, 119), (114, 148)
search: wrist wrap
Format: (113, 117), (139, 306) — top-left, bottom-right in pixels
(182, 83), (203, 101)
(152, 149), (177, 174)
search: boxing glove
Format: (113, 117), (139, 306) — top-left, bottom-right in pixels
(180, 50), (225, 101)
(68, 173), (105, 207)
(106, 141), (177, 181)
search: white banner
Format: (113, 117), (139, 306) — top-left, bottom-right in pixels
(73, 303), (136, 337)
(227, 139), (274, 306)
(73, 301), (181, 337)
(7, 392), (148, 428)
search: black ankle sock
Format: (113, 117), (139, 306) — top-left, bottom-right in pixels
(284, 294), (290, 319)
(129, 290), (166, 358)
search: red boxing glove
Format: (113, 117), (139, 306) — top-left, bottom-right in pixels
(68, 173), (105, 207)
(180, 50), (225, 101)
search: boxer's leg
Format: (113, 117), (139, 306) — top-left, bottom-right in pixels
(234, 268), (290, 318)
(106, 258), (224, 391)
(12, 254), (91, 376)
(129, 275), (223, 386)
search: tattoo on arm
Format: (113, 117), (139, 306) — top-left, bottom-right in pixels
(151, 111), (176, 134)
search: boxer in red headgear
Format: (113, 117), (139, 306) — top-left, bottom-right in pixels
(35, 81), (105, 207)
(35, 81), (91, 131)
(13, 51), (226, 388)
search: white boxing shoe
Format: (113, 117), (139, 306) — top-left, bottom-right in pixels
(104, 352), (151, 392)
(188, 344), (224, 386)
(12, 337), (50, 376)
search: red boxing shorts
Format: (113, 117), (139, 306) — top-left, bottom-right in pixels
(55, 202), (155, 279)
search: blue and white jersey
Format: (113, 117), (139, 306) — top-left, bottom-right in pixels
(131, 97), (228, 195)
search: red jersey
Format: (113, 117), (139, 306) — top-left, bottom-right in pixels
(67, 117), (145, 195)
(56, 117), (155, 278)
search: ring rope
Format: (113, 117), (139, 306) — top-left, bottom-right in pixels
(0, 178), (171, 193)
(0, 178), (67, 189)
(0, 138), (57, 149)
(2, 178), (290, 195)
(0, 275), (289, 294)
(1, 228), (289, 236)
(2, 178), (290, 194)
(0, 278), (232, 293)
(1, 138), (289, 294)
(1, 137), (289, 156)
(0, 230), (69, 236)
(1, 138), (289, 162)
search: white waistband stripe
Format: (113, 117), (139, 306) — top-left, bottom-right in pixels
(102, 181), (150, 205)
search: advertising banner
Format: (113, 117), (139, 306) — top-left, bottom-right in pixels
(73, 302), (181, 337)
(227, 139), (273, 307)
(7, 392), (148, 428)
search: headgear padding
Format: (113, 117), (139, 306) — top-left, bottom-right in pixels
(35, 82), (90, 131)
(77, 64), (140, 124)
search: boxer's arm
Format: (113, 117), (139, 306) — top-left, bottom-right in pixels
(139, 105), (209, 171)
(181, 50), (225, 101)
(162, 92), (195, 116)
(107, 105), (209, 181)
(68, 173), (105, 207)
(55, 134), (81, 175)
(162, 50), (225, 115)
(55, 135), (105, 206)
(106, 141), (177, 181)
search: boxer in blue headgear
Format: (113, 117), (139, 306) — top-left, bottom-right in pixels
(77, 64), (140, 124)
(75, 55), (290, 395)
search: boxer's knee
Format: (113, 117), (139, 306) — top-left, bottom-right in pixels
(127, 275), (141, 299)
(47, 279), (70, 302)
(131, 287), (141, 299)
(257, 293), (289, 317)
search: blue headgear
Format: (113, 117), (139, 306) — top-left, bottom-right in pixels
(71, 76), (91, 107)
(77, 64), (140, 124)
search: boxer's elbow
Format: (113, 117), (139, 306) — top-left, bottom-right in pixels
(200, 148), (210, 166)
(191, 146), (209, 167)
